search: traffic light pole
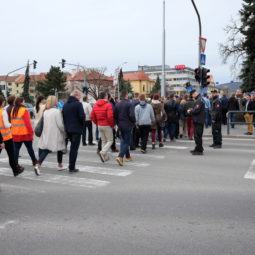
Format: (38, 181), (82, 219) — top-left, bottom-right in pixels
(191, 0), (202, 93)
(161, 0), (166, 98)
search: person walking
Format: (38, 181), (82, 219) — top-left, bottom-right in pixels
(135, 94), (155, 153)
(220, 94), (229, 125)
(34, 96), (46, 127)
(178, 98), (187, 139)
(114, 90), (136, 166)
(187, 90), (205, 155)
(210, 90), (222, 149)
(227, 94), (239, 128)
(184, 95), (195, 140)
(151, 94), (166, 148)
(0, 96), (24, 177)
(243, 94), (254, 135)
(34, 96), (66, 176)
(82, 96), (95, 146)
(90, 91), (114, 162)
(63, 90), (85, 173)
(10, 97), (38, 166)
(130, 93), (140, 150)
(6, 95), (16, 122)
(164, 94), (179, 141)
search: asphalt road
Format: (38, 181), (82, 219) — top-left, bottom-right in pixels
(1, 136), (255, 255)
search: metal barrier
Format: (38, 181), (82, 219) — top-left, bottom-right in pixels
(227, 110), (255, 135)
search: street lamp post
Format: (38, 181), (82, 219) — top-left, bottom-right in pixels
(161, 0), (166, 98)
(191, 0), (202, 92)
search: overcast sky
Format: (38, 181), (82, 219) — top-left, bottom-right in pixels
(0, 0), (242, 83)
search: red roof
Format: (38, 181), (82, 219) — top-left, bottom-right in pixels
(16, 73), (46, 84)
(123, 71), (153, 82)
(0, 75), (21, 82)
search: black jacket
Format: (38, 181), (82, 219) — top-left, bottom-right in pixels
(191, 96), (205, 124)
(114, 99), (135, 129)
(184, 98), (195, 116)
(211, 96), (222, 122)
(228, 97), (239, 111)
(63, 96), (85, 134)
(242, 99), (255, 112)
(164, 99), (179, 123)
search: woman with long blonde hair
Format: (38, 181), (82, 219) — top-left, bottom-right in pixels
(34, 96), (66, 176)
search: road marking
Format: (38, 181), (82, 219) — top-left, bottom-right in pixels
(0, 168), (109, 189)
(244, 159), (255, 180)
(162, 145), (188, 150)
(0, 220), (19, 230)
(0, 158), (133, 177)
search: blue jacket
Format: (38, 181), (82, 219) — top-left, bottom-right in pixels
(114, 99), (135, 129)
(63, 96), (85, 134)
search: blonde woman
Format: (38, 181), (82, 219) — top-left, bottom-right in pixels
(34, 96), (66, 176)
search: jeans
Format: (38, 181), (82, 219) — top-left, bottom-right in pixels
(230, 112), (236, 128)
(14, 141), (37, 164)
(118, 127), (132, 158)
(151, 123), (163, 144)
(0, 139), (18, 175)
(139, 125), (151, 151)
(67, 133), (81, 170)
(82, 120), (93, 145)
(167, 122), (176, 140)
(38, 149), (63, 165)
(204, 109), (211, 128)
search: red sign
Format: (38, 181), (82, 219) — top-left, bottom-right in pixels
(175, 65), (186, 70)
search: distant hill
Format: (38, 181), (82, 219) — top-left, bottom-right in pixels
(216, 82), (242, 93)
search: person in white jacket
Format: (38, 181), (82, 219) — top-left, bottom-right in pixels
(82, 96), (95, 145)
(34, 96), (66, 176)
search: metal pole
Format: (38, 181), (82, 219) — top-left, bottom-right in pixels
(161, 0), (166, 98)
(191, 0), (202, 93)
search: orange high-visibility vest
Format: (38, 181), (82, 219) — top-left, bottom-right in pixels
(0, 108), (12, 141)
(11, 107), (30, 135)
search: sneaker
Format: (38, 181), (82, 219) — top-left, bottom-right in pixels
(209, 144), (215, 147)
(98, 151), (105, 163)
(57, 164), (67, 171)
(33, 160), (39, 166)
(69, 169), (79, 173)
(14, 167), (24, 177)
(126, 157), (133, 162)
(141, 149), (146, 153)
(34, 165), (40, 176)
(89, 143), (96, 146)
(190, 149), (196, 153)
(159, 143), (164, 148)
(213, 145), (222, 149)
(111, 148), (119, 153)
(116, 157), (124, 166)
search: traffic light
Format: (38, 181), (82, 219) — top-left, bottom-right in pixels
(61, 59), (66, 68)
(194, 67), (201, 83)
(33, 60), (37, 69)
(201, 68), (210, 88)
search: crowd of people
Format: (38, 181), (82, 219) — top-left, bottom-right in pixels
(0, 88), (253, 177)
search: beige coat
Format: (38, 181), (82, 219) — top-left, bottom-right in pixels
(38, 108), (65, 152)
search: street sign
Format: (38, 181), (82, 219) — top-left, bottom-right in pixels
(200, 37), (207, 53)
(200, 54), (206, 66)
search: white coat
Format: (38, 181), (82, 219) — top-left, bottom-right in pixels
(38, 108), (65, 152)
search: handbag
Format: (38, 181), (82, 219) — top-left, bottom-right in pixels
(34, 116), (44, 137)
(157, 119), (166, 128)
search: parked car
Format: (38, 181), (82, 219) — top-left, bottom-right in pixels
(24, 103), (35, 119)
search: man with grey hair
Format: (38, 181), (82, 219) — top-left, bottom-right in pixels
(63, 89), (85, 172)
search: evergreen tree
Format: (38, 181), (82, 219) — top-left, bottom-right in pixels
(22, 62), (32, 103)
(220, 0), (255, 91)
(118, 68), (133, 94)
(151, 75), (161, 94)
(37, 66), (66, 97)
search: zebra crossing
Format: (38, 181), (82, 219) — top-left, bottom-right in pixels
(0, 144), (188, 189)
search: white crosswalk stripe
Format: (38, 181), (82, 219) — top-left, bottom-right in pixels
(0, 168), (109, 189)
(0, 158), (133, 177)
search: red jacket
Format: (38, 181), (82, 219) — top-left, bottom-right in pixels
(90, 100), (114, 128)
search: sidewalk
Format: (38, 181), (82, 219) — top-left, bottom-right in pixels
(203, 124), (255, 139)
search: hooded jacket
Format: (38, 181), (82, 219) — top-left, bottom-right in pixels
(90, 99), (114, 128)
(63, 96), (85, 134)
(135, 102), (155, 126)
